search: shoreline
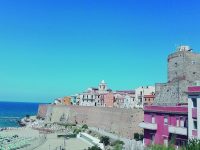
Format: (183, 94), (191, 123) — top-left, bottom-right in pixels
(0, 116), (94, 150)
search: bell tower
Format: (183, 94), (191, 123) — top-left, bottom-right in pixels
(98, 80), (107, 92)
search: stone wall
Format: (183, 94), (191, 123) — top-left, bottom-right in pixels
(37, 104), (49, 118)
(38, 105), (144, 139)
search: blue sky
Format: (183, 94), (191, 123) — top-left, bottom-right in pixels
(0, 0), (200, 102)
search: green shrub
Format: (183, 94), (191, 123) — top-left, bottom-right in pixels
(73, 128), (82, 135)
(66, 134), (77, 138)
(88, 145), (101, 150)
(139, 134), (144, 141)
(64, 123), (76, 128)
(111, 140), (124, 146)
(57, 134), (77, 138)
(134, 133), (144, 141)
(134, 133), (140, 141)
(82, 124), (88, 129)
(113, 143), (123, 150)
(186, 139), (200, 150)
(100, 136), (110, 146)
(148, 144), (175, 150)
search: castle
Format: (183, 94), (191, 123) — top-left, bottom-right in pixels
(155, 46), (200, 105)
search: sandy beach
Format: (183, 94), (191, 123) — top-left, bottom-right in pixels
(0, 126), (92, 150)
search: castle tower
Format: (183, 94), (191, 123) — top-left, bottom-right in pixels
(155, 46), (200, 105)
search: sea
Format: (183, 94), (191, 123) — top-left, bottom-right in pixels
(0, 101), (41, 127)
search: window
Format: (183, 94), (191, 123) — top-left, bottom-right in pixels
(192, 98), (197, 108)
(193, 119), (197, 130)
(175, 62), (178, 67)
(176, 117), (179, 127)
(152, 115), (155, 124)
(180, 117), (184, 127)
(164, 116), (168, 125)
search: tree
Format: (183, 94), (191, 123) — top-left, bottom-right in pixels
(100, 136), (110, 146)
(134, 133), (140, 141)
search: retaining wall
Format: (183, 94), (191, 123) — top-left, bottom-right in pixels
(37, 105), (143, 139)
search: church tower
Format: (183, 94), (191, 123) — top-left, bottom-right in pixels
(98, 80), (107, 92)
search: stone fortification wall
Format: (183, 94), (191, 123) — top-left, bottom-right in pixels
(37, 104), (50, 118)
(38, 105), (143, 139)
(155, 80), (191, 105)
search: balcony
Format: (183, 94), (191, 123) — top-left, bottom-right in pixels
(192, 108), (197, 118)
(168, 125), (187, 136)
(139, 122), (157, 130)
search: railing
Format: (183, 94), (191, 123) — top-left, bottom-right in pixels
(78, 132), (105, 150)
(139, 122), (157, 130)
(168, 125), (187, 136)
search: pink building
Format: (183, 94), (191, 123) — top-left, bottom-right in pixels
(139, 105), (188, 147)
(103, 93), (114, 107)
(188, 84), (200, 139)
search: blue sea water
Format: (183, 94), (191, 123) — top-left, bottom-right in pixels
(0, 101), (41, 127)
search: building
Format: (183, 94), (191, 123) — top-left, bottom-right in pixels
(103, 93), (114, 107)
(123, 95), (135, 109)
(79, 91), (99, 106)
(61, 96), (72, 105)
(140, 46), (200, 148)
(144, 94), (155, 106)
(113, 90), (135, 108)
(79, 80), (111, 107)
(155, 46), (200, 105)
(139, 105), (188, 147)
(188, 81), (200, 139)
(134, 86), (155, 108)
(113, 93), (125, 108)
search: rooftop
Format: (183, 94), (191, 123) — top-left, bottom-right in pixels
(144, 105), (188, 114)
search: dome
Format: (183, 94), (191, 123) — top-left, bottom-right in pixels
(101, 80), (105, 84)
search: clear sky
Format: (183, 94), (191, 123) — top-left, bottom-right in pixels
(0, 0), (200, 103)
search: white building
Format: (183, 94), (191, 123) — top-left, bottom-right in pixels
(79, 80), (110, 107)
(123, 95), (135, 109)
(134, 86), (155, 108)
